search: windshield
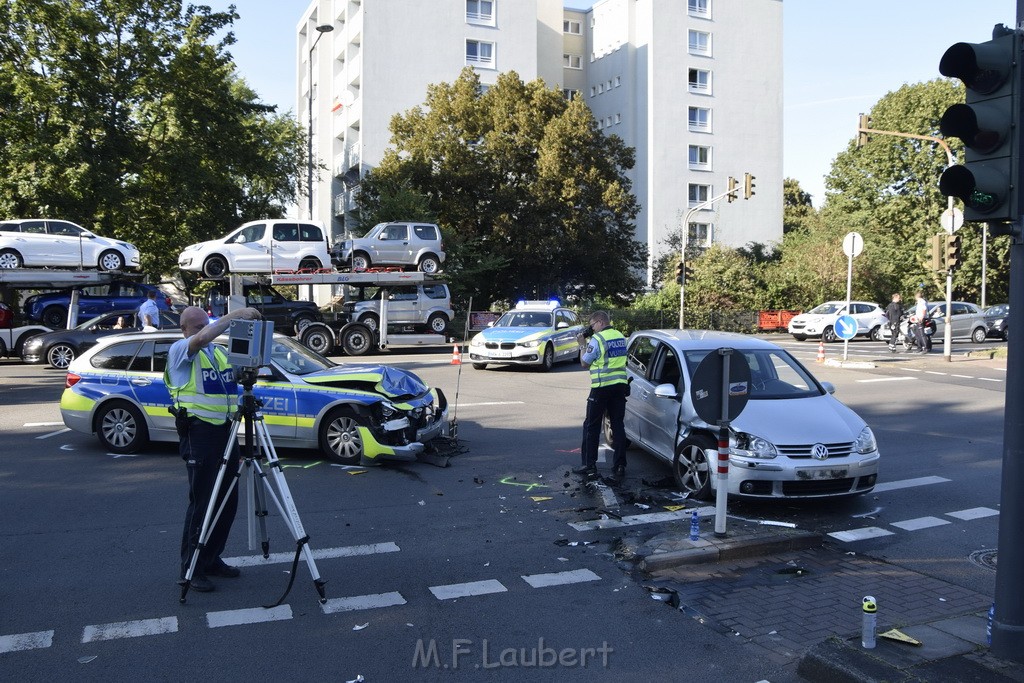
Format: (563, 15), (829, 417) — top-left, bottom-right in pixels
(683, 348), (821, 400)
(269, 337), (334, 375)
(362, 223), (386, 239)
(808, 303), (844, 315)
(495, 311), (554, 328)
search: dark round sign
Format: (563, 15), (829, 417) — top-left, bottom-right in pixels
(689, 348), (752, 424)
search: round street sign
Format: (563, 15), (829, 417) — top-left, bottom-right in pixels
(834, 314), (858, 340)
(842, 232), (864, 258)
(941, 207), (964, 234)
(689, 349), (752, 425)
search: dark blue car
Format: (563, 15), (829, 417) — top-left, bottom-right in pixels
(24, 282), (171, 328)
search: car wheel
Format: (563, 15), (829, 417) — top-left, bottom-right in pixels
(792, 335), (807, 342)
(870, 325), (885, 342)
(418, 254), (441, 274)
(472, 362), (488, 370)
(293, 314), (315, 334)
(318, 406), (365, 464)
(0, 337), (6, 357)
(202, 255), (228, 278)
(426, 312), (448, 334)
(972, 326), (988, 344)
(299, 257), (322, 271)
(98, 250), (125, 271)
(538, 344), (554, 372)
(42, 305), (68, 328)
(0, 249), (23, 269)
(673, 434), (714, 500)
(1003, 327), (1009, 342)
(360, 313), (380, 332)
(300, 325), (334, 355)
(352, 252), (371, 271)
(603, 415), (632, 450)
(822, 326), (837, 343)
(341, 323), (373, 356)
(95, 401), (149, 454)
(47, 343), (76, 369)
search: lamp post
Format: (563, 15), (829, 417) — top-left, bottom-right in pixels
(307, 23), (334, 220)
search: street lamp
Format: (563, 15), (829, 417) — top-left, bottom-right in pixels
(307, 22), (334, 220)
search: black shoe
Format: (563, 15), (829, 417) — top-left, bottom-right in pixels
(184, 573), (215, 592)
(206, 558), (241, 578)
(605, 468), (625, 484)
(572, 465), (598, 479)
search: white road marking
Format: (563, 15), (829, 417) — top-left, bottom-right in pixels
(82, 617), (178, 643)
(570, 506), (715, 531)
(828, 527), (896, 542)
(947, 507), (1000, 521)
(951, 374), (973, 379)
(36, 428), (70, 440)
(456, 401), (526, 407)
(321, 592), (407, 614)
(0, 630), (53, 653)
(521, 569), (601, 588)
(891, 516), (951, 531)
(855, 377), (915, 383)
(979, 377), (1003, 383)
(207, 605), (292, 628)
(429, 579), (507, 600)
(872, 476), (951, 493)
(924, 371), (947, 376)
(225, 542), (399, 567)
(23, 421), (64, 427)
(903, 368), (923, 372)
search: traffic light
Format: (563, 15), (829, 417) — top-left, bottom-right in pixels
(945, 233), (963, 270)
(929, 233), (944, 272)
(857, 113), (871, 148)
(675, 261), (684, 284)
(743, 172), (755, 199)
(727, 176), (739, 203)
(938, 26), (1020, 222)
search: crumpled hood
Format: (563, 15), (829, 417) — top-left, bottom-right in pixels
(301, 363), (428, 398)
(727, 394), (866, 444)
(479, 327), (547, 343)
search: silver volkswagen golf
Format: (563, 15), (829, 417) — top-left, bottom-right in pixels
(617, 330), (879, 499)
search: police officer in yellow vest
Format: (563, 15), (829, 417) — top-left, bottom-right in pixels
(166, 305), (261, 592)
(574, 310), (629, 483)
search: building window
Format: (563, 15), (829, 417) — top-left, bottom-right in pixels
(688, 184), (710, 207)
(688, 222), (711, 245)
(614, 113), (621, 124)
(688, 0), (710, 17)
(466, 0), (494, 25)
(563, 19), (581, 34)
(688, 145), (710, 169)
(688, 106), (711, 132)
(688, 68), (711, 94)
(597, 83), (604, 94)
(614, 76), (621, 87)
(466, 39), (495, 67)
(562, 89), (579, 100)
(688, 30), (711, 55)
(563, 53), (582, 69)
(590, 86), (596, 97)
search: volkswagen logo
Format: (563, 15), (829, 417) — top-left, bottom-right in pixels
(811, 443), (830, 460)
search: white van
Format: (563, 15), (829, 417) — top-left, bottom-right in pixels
(178, 220), (331, 278)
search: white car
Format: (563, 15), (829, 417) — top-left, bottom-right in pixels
(787, 301), (887, 342)
(0, 219), (141, 271)
(178, 220), (332, 278)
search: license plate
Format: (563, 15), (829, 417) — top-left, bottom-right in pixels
(796, 467), (848, 480)
(489, 351), (513, 358)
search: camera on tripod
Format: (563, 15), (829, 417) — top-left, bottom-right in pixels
(227, 319), (275, 370)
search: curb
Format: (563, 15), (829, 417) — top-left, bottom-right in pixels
(640, 530), (823, 572)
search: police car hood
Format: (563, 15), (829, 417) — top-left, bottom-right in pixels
(481, 327), (549, 342)
(300, 364), (428, 399)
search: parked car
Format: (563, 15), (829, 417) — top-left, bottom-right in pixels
(468, 300), (584, 371)
(346, 282), (454, 335)
(0, 302), (51, 359)
(984, 303), (1009, 341)
(59, 331), (448, 464)
(22, 309), (180, 369)
(0, 219), (140, 271)
(332, 222), (445, 273)
(787, 301), (887, 342)
(204, 279), (323, 335)
(927, 301), (989, 343)
(618, 330), (879, 499)
(178, 220), (331, 278)
(23, 281), (172, 328)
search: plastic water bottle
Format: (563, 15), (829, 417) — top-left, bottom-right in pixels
(987, 603), (995, 645)
(689, 510), (700, 541)
(862, 596), (877, 649)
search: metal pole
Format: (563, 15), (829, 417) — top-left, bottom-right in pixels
(982, 224), (988, 309)
(714, 348), (731, 537)
(844, 251), (853, 361)
(679, 186), (739, 329)
(944, 195), (955, 361)
(307, 24), (334, 222)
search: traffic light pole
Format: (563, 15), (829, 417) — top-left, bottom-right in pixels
(678, 186), (740, 329)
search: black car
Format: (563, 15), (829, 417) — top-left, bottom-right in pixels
(985, 304), (1009, 341)
(21, 309), (180, 369)
(205, 281), (322, 335)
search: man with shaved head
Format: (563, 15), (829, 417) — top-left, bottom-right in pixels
(167, 304), (261, 592)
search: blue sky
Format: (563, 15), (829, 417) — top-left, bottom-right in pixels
(212, 0), (1016, 207)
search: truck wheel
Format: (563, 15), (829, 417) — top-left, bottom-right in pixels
(341, 323), (373, 356)
(300, 325), (334, 355)
(360, 313), (380, 332)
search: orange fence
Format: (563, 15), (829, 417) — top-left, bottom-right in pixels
(757, 310), (801, 331)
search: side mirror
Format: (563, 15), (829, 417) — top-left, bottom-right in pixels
(653, 383), (679, 399)
(556, 322), (569, 330)
(80, 231), (96, 239)
(820, 381), (836, 395)
(257, 367), (274, 380)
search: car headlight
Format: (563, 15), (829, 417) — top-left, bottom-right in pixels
(520, 339), (541, 348)
(470, 335), (483, 347)
(379, 400), (397, 418)
(856, 426), (877, 454)
(24, 338), (42, 351)
(730, 431), (777, 459)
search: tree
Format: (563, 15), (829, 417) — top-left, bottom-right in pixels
(356, 68), (647, 306)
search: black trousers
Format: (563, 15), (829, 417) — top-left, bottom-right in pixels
(179, 418), (240, 577)
(581, 383), (628, 471)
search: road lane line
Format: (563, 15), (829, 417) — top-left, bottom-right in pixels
(457, 401), (526, 407)
(23, 422), (65, 427)
(207, 605), (292, 628)
(828, 527), (895, 542)
(429, 579), (507, 600)
(855, 377), (915, 383)
(924, 371), (947, 376)
(36, 428), (70, 440)
(891, 516), (951, 531)
(947, 507), (999, 520)
(570, 507), (715, 531)
(225, 542), (400, 567)
(979, 377), (1003, 382)
(0, 631), (53, 653)
(82, 617), (178, 643)
(872, 476), (950, 493)
(321, 592), (407, 614)
(951, 374), (973, 378)
(521, 569), (601, 588)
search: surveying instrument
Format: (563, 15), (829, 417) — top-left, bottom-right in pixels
(179, 319), (327, 605)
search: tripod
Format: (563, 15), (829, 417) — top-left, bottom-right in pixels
(179, 371), (327, 605)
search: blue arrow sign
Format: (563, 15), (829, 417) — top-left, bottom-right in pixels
(834, 315), (858, 340)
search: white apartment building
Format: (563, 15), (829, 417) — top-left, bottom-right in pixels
(298, 0), (782, 280)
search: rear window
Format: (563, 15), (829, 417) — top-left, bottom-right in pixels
(273, 224), (300, 242)
(413, 225), (438, 240)
(423, 285), (448, 300)
(299, 224), (325, 242)
(0, 222), (21, 233)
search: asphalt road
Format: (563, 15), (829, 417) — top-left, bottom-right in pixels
(0, 333), (1008, 681)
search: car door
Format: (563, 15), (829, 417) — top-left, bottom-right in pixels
(377, 224), (410, 264)
(643, 344), (685, 458)
(553, 310), (581, 361)
(226, 223), (270, 272)
(126, 339), (176, 436)
(384, 285), (418, 324)
(270, 223), (302, 270)
(16, 221), (56, 266)
(45, 220), (90, 266)
(623, 335), (660, 449)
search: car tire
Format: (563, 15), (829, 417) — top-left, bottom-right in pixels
(1003, 327), (1009, 342)
(0, 337), (6, 357)
(47, 343), (76, 369)
(293, 314), (316, 334)
(972, 326), (988, 344)
(870, 325), (885, 342)
(418, 254), (441, 274)
(603, 415), (632, 450)
(98, 250), (125, 271)
(472, 362), (487, 370)
(673, 434), (714, 500)
(538, 345), (554, 372)
(822, 326), (838, 343)
(0, 249), (23, 269)
(352, 252), (371, 271)
(792, 335), (807, 342)
(360, 313), (380, 332)
(42, 305), (68, 329)
(300, 325), (334, 355)
(318, 406), (365, 464)
(299, 257), (322, 272)
(202, 255), (229, 279)
(341, 323), (373, 356)
(426, 312), (448, 335)
(95, 401), (148, 454)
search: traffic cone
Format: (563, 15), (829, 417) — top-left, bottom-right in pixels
(816, 339), (826, 363)
(451, 343), (462, 365)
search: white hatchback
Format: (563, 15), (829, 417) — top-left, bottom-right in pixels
(787, 301), (888, 342)
(0, 219), (141, 271)
(178, 220), (331, 278)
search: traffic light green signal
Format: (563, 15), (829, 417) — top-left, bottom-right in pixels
(945, 234), (962, 271)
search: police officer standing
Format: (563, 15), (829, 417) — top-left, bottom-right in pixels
(574, 311), (629, 484)
(166, 305), (261, 592)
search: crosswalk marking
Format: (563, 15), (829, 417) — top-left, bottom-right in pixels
(570, 507), (715, 532)
(891, 516), (950, 531)
(521, 569), (601, 588)
(0, 631), (53, 653)
(828, 527), (895, 542)
(429, 579), (507, 600)
(82, 617), (178, 643)
(207, 605), (292, 628)
(321, 592), (407, 614)
(35, 428), (70, 440)
(947, 507), (999, 520)
(225, 542), (399, 567)
(872, 476), (950, 493)
(856, 376), (915, 383)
